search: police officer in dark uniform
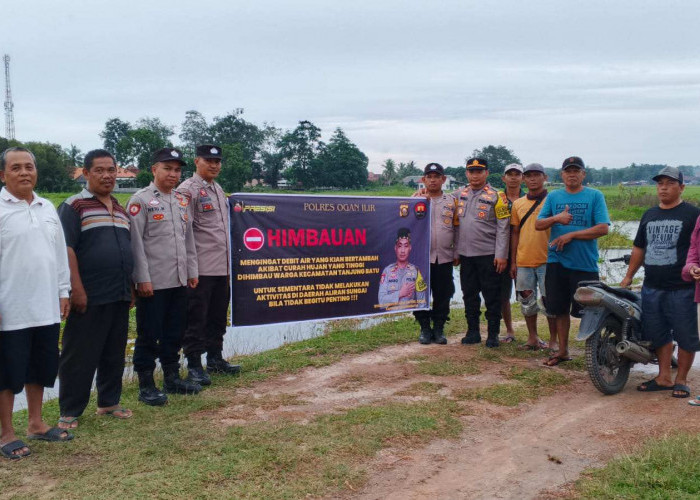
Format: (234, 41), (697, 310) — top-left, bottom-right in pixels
(454, 158), (511, 348)
(412, 163), (459, 344)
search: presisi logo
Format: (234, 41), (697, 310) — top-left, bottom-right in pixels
(414, 202), (426, 219)
(243, 205), (276, 213)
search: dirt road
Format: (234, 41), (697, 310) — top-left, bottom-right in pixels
(209, 332), (700, 499)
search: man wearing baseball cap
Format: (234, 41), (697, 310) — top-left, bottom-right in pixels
(622, 166), (700, 397)
(128, 147), (201, 405)
(179, 145), (241, 384)
(454, 157), (511, 347)
(499, 163), (526, 343)
(412, 162), (459, 344)
(535, 156), (609, 366)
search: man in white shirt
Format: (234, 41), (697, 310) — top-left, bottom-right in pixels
(0, 147), (72, 460)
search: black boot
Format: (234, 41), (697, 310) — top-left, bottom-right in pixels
(186, 356), (211, 387)
(461, 317), (482, 344)
(485, 320), (500, 348)
(207, 353), (241, 375)
(433, 320), (447, 345)
(163, 363), (202, 394)
(418, 318), (432, 345)
(137, 370), (168, 406)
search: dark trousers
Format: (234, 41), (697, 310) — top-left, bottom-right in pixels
(58, 302), (129, 416)
(459, 254), (503, 330)
(182, 276), (230, 359)
(414, 261), (455, 324)
(133, 287), (187, 372)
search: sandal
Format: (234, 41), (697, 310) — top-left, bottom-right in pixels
(637, 379), (674, 392)
(518, 343), (540, 351)
(96, 407), (132, 419)
(672, 384), (691, 399)
(543, 355), (572, 367)
(500, 335), (516, 343)
(1, 440), (30, 460)
(27, 427), (74, 442)
(58, 416), (79, 429)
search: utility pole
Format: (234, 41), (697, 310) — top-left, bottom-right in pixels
(4, 54), (15, 140)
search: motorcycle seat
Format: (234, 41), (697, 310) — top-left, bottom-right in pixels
(577, 280), (641, 303)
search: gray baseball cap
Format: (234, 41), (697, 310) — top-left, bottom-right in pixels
(523, 163), (545, 174)
(652, 166), (684, 184)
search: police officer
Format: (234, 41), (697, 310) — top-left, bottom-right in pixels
(378, 228), (428, 311)
(179, 144), (241, 386)
(128, 147), (201, 405)
(412, 163), (458, 345)
(454, 157), (511, 347)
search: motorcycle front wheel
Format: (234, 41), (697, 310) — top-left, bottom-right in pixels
(585, 317), (632, 395)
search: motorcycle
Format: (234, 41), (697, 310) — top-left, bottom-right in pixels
(574, 255), (677, 395)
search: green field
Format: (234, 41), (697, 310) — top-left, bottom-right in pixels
(42, 184), (691, 222)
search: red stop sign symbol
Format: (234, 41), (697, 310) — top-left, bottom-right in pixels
(243, 227), (265, 251)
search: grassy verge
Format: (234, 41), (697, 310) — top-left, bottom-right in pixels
(573, 432), (700, 499)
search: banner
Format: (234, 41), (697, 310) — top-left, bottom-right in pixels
(229, 194), (431, 326)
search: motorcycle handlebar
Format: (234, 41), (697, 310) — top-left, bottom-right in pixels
(609, 254), (632, 265)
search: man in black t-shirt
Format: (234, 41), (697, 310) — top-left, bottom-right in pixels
(621, 166), (700, 398)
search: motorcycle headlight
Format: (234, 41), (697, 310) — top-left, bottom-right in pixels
(574, 287), (603, 306)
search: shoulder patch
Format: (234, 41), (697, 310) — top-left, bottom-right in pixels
(415, 271), (427, 292)
(129, 203), (141, 216)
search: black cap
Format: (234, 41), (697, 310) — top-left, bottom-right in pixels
(562, 156), (585, 170)
(652, 166), (684, 184)
(466, 157), (488, 170)
(396, 227), (411, 242)
(196, 144), (222, 159)
(424, 162), (444, 175)
(152, 147), (186, 166)
(523, 163), (545, 174)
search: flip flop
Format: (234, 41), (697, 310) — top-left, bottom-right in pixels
(0, 440), (30, 460)
(58, 416), (79, 429)
(543, 355), (572, 367)
(519, 343), (540, 351)
(672, 384), (691, 399)
(501, 335), (516, 343)
(688, 399), (700, 406)
(637, 379), (674, 392)
(96, 407), (132, 419)
(27, 427), (74, 442)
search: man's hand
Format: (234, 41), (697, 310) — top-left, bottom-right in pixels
(70, 287), (88, 314)
(620, 276), (633, 288)
(399, 282), (415, 299)
(494, 258), (507, 274)
(510, 262), (518, 279)
(137, 282), (154, 297)
(556, 205), (573, 225)
(550, 232), (574, 251)
(412, 188), (429, 199)
(691, 266), (700, 282)
(188, 278), (199, 289)
(60, 298), (70, 320)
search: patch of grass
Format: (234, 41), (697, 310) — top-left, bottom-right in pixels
(574, 432), (700, 499)
(454, 366), (570, 406)
(599, 227), (633, 250)
(243, 393), (308, 410)
(415, 359), (481, 376)
(395, 382), (447, 397)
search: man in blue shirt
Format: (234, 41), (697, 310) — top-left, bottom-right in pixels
(535, 156), (610, 366)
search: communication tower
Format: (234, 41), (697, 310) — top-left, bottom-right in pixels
(4, 54), (15, 140)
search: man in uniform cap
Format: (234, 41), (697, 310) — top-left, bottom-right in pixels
(378, 228), (428, 311)
(127, 147), (201, 405)
(454, 157), (511, 347)
(412, 162), (459, 344)
(179, 145), (241, 385)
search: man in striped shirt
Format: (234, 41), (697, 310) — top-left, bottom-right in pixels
(57, 149), (135, 429)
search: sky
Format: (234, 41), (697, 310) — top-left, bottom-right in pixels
(2, 0), (700, 173)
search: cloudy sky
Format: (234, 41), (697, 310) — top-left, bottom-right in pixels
(3, 0), (699, 172)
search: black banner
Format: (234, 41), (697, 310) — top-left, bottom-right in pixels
(229, 194), (431, 326)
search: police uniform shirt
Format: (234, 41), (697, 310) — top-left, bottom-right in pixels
(127, 182), (198, 290)
(429, 193), (459, 264)
(178, 173), (230, 276)
(453, 183), (510, 259)
(377, 262), (428, 310)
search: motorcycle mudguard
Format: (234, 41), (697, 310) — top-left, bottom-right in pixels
(576, 307), (608, 341)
